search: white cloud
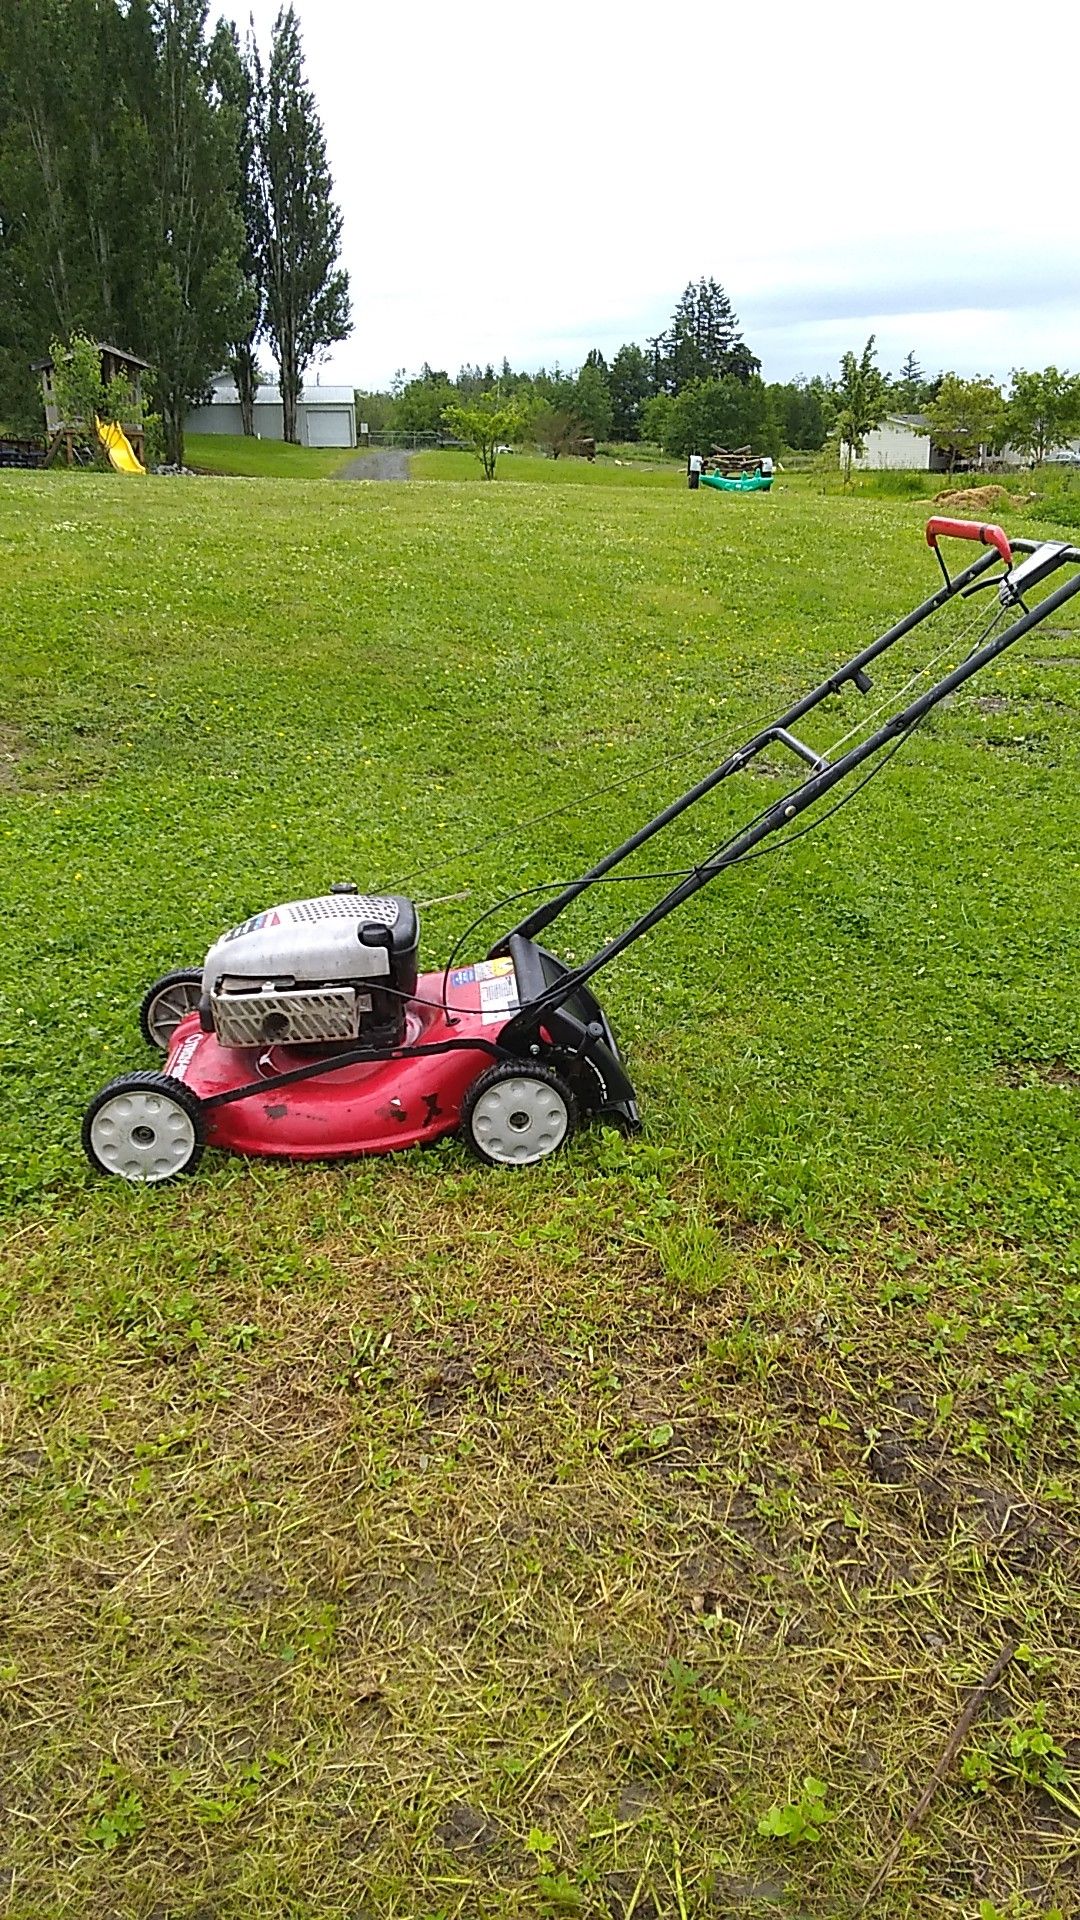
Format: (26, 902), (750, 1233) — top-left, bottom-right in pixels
(230, 0), (1080, 389)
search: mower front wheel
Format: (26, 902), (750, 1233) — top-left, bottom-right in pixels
(461, 1061), (577, 1168)
(83, 1071), (206, 1184)
(140, 969), (203, 1051)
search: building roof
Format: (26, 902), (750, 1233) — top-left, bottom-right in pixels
(31, 341), (152, 374)
(884, 413), (931, 430)
(294, 386), (355, 406)
(205, 379), (354, 407)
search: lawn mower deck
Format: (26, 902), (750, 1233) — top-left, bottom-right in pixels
(83, 919), (638, 1182)
(161, 945), (635, 1164)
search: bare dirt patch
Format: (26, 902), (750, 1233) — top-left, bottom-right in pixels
(0, 723), (24, 788)
(999, 1056), (1080, 1088)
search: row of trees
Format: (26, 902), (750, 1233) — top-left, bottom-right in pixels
(359, 280), (978, 466)
(0, 0), (349, 463)
(357, 278), (787, 453)
(372, 280), (1079, 480)
(836, 338), (1080, 477)
(408, 333), (1080, 483)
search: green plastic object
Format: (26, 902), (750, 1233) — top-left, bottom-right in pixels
(701, 470), (773, 492)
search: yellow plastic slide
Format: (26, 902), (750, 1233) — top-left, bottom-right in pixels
(95, 415), (146, 475)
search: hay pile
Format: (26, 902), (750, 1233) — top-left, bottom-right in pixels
(933, 482), (1034, 511)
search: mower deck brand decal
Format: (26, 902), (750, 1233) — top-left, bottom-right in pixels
(170, 1034), (202, 1082)
(226, 909), (281, 941)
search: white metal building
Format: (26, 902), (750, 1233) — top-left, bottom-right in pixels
(186, 374), (356, 448)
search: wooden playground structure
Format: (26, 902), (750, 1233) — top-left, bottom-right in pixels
(31, 342), (149, 467)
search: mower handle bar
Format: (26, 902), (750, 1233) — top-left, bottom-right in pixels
(926, 516), (1012, 569)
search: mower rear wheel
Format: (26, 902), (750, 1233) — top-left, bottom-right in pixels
(83, 1071), (206, 1184)
(461, 1061), (577, 1168)
(140, 969), (203, 1051)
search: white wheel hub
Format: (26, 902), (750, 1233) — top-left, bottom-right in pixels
(469, 1075), (569, 1165)
(147, 981), (201, 1048)
(89, 1089), (197, 1183)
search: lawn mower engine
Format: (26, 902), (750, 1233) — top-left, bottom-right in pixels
(201, 885), (419, 1051)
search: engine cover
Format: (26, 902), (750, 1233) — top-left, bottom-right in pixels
(201, 892), (420, 1049)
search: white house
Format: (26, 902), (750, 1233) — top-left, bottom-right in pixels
(186, 374), (356, 447)
(843, 413), (1080, 474)
(841, 414), (950, 472)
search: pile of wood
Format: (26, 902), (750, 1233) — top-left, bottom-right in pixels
(706, 444), (758, 476)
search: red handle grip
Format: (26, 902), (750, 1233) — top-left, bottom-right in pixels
(925, 516), (1011, 568)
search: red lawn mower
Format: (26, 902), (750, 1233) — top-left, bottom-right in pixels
(82, 520), (1080, 1183)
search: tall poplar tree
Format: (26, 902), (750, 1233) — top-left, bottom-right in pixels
(144, 0), (249, 465)
(0, 0), (157, 422)
(209, 17), (263, 435)
(254, 7), (350, 444)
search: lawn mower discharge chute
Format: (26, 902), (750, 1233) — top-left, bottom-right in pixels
(82, 519), (1080, 1183)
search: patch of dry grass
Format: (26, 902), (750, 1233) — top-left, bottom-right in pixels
(2, 1165), (1077, 1918)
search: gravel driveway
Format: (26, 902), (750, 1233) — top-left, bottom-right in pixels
(338, 448), (412, 481)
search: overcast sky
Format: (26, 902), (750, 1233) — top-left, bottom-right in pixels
(230, 0), (1079, 392)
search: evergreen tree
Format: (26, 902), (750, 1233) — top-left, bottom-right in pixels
(645, 332), (667, 396)
(893, 349), (923, 411)
(608, 343), (650, 440)
(254, 6), (350, 443)
(573, 359), (612, 441)
(766, 376), (830, 452)
(456, 362), (485, 399)
(653, 278), (759, 395)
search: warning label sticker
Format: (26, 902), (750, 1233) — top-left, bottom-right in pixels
(479, 965), (519, 1024)
(450, 957), (514, 988)
(449, 956), (519, 1022)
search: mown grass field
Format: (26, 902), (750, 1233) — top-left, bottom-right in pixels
(411, 450), (683, 485)
(185, 432), (357, 479)
(1, 466), (1077, 1920)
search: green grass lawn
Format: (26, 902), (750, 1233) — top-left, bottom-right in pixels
(412, 448), (683, 485)
(185, 431), (357, 478)
(1, 468), (1078, 1919)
